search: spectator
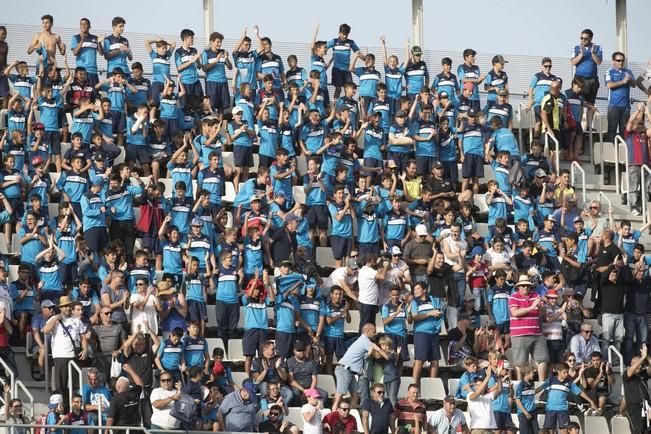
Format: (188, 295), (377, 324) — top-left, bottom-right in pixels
(624, 344), (651, 434)
(301, 388), (323, 434)
(3, 384), (32, 434)
(599, 265), (630, 355)
(252, 340), (292, 404)
(361, 383), (396, 434)
(107, 364), (145, 434)
(149, 371), (182, 430)
(394, 383), (426, 434)
(91, 304), (127, 374)
(623, 103), (651, 215)
(82, 367), (111, 425)
(426, 395), (469, 434)
(357, 253), (389, 331)
(569, 322), (600, 364)
(333, 323), (387, 411)
(570, 29), (602, 130)
(447, 313), (481, 367)
(404, 224), (433, 284)
(508, 275), (549, 381)
(605, 51), (635, 141)
(61, 393), (90, 434)
(624, 264), (651, 364)
(217, 382), (259, 433)
(259, 403), (298, 434)
(42, 295), (89, 397)
(322, 398), (357, 434)
(467, 368), (499, 433)
(0, 302), (16, 378)
(409, 281), (445, 384)
(285, 341), (323, 405)
(582, 351), (614, 413)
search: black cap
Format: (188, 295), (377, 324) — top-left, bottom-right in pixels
(467, 107), (478, 116)
(294, 341), (307, 351)
(432, 161), (443, 169)
(94, 152), (106, 162)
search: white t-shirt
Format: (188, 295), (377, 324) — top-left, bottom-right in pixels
(322, 267), (357, 296)
(301, 403), (322, 434)
(150, 388), (181, 430)
(468, 391), (496, 429)
(50, 316), (87, 358)
(441, 237), (467, 268)
(357, 266), (379, 305)
(130, 293), (159, 335)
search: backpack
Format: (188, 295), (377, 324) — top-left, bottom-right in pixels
(36, 413), (50, 434)
(508, 159), (525, 189)
(170, 393), (197, 424)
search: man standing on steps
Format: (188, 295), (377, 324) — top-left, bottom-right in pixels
(571, 29), (602, 132)
(623, 103), (651, 216)
(605, 51), (636, 142)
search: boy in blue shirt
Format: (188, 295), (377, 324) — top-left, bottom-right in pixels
(350, 52), (381, 117)
(183, 256), (214, 337)
(485, 180), (512, 236)
(95, 68), (137, 147)
(175, 28), (203, 106)
(36, 71), (73, 172)
(215, 250), (243, 351)
(145, 37), (175, 107)
(328, 186), (354, 268)
(202, 31), (232, 114)
(228, 106), (256, 189)
(101, 16), (131, 78)
(541, 362), (597, 431)
(317, 285), (350, 374)
(515, 364), (538, 434)
(455, 356), (479, 399)
(242, 270), (274, 374)
(457, 48), (484, 111)
(380, 35), (404, 113)
(327, 23), (361, 99)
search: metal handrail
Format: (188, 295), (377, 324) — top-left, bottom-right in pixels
(571, 161), (586, 206)
(2, 423), (152, 434)
(544, 131), (560, 176)
(614, 134), (627, 198)
(67, 360), (83, 410)
(0, 354), (16, 397)
(607, 345), (624, 397)
(518, 103), (533, 153)
(599, 116), (607, 186)
(598, 191), (612, 209)
(641, 165), (651, 225)
(44, 332), (50, 394)
(14, 380), (34, 419)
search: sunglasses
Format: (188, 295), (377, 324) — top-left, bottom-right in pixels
(580, 37), (590, 41)
(375, 390), (385, 395)
(614, 59), (624, 63)
(582, 330), (593, 334)
(161, 378), (172, 382)
(340, 408), (351, 412)
(543, 65), (552, 68)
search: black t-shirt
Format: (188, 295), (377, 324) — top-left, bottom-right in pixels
(108, 385), (142, 426)
(428, 264), (454, 302)
(270, 227), (297, 264)
(125, 349), (155, 388)
(584, 366), (609, 394)
(259, 420), (283, 434)
(595, 243), (621, 268)
(514, 252), (543, 272)
(360, 398), (395, 434)
(623, 370), (649, 409)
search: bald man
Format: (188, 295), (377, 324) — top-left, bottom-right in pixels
(332, 324), (388, 411)
(107, 363), (144, 433)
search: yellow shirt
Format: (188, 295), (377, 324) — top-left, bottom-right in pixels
(404, 177), (422, 199)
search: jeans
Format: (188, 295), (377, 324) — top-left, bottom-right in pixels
(453, 272), (466, 307)
(601, 313), (625, 356)
(386, 379), (399, 407)
(627, 165), (651, 209)
(624, 312), (648, 364)
(607, 106), (630, 142)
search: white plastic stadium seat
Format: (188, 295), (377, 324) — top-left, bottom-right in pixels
(205, 338), (225, 354)
(611, 415), (631, 434)
(315, 247), (336, 268)
(160, 178), (173, 198)
(293, 186), (306, 205)
(584, 416), (609, 434)
(227, 339), (245, 361)
(448, 378), (460, 398)
(344, 310), (361, 334)
(286, 407), (305, 427)
(230, 371), (249, 387)
(316, 374), (337, 397)
(223, 182), (236, 202)
(420, 377), (446, 401)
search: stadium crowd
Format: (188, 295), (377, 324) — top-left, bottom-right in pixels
(0, 11), (650, 434)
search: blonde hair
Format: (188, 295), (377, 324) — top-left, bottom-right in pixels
(378, 335), (393, 347)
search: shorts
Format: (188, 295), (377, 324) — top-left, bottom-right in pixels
(323, 335), (346, 358)
(306, 204), (329, 229)
(6, 198), (23, 222)
(84, 226), (109, 254)
(543, 410), (570, 429)
(413, 332), (441, 362)
(442, 161), (459, 184)
(494, 411), (513, 430)
(577, 76), (599, 104)
(511, 335), (550, 366)
(330, 236), (351, 260)
(215, 300), (240, 333)
(187, 299), (208, 322)
(126, 144), (152, 164)
(110, 111), (126, 134)
(43, 131), (61, 155)
(461, 153), (485, 179)
(258, 155), (274, 169)
(86, 73), (100, 89)
(334, 365), (359, 395)
(0, 74), (9, 97)
(332, 68), (352, 87)
(387, 151), (411, 174)
(275, 331), (295, 360)
(243, 328), (267, 357)
(183, 81), (204, 98)
(149, 82), (164, 106)
(386, 333), (410, 361)
(533, 106), (542, 123)
(141, 234), (162, 255)
(496, 322), (510, 335)
(205, 81), (231, 110)
(416, 156), (437, 176)
(59, 262), (78, 286)
(363, 157), (383, 170)
(357, 242), (380, 256)
(233, 145), (253, 167)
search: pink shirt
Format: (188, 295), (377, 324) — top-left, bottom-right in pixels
(508, 291), (542, 336)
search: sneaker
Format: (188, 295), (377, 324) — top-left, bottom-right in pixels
(632, 208), (641, 216)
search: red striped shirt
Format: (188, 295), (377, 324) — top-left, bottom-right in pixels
(508, 291), (542, 336)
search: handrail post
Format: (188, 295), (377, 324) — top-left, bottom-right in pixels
(44, 333), (50, 394)
(518, 104), (525, 155)
(14, 380), (34, 419)
(599, 117), (606, 186)
(597, 191), (612, 211)
(544, 132), (560, 176)
(0, 353), (16, 397)
(571, 161), (586, 206)
(642, 165), (651, 226)
(608, 345), (625, 397)
(67, 360), (83, 410)
(614, 135), (622, 197)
